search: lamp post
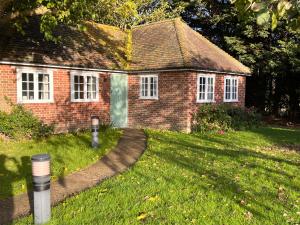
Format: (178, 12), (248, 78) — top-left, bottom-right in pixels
(91, 116), (100, 148)
(31, 154), (51, 225)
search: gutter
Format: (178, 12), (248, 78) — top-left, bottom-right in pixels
(0, 61), (251, 76)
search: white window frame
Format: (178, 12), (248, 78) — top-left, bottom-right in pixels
(139, 74), (159, 100)
(224, 76), (239, 102)
(17, 67), (54, 104)
(196, 74), (215, 103)
(70, 71), (99, 102)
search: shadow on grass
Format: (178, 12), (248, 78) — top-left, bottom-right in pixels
(0, 155), (32, 225)
(149, 128), (300, 220)
(0, 132), (92, 224)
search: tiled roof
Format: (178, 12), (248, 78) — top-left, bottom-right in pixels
(0, 18), (250, 74)
(0, 19), (128, 70)
(131, 18), (250, 74)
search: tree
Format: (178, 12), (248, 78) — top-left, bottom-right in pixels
(179, 0), (300, 119)
(231, 0), (300, 30)
(0, 0), (184, 41)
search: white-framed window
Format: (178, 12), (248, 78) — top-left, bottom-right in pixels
(224, 76), (238, 102)
(70, 71), (99, 102)
(197, 74), (215, 103)
(140, 75), (158, 99)
(17, 67), (54, 103)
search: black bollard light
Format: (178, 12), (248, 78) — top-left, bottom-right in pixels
(91, 116), (100, 148)
(31, 154), (51, 225)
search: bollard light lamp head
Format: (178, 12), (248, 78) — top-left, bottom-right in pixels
(91, 116), (100, 127)
(31, 154), (51, 177)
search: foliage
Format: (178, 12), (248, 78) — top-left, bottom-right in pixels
(178, 0), (300, 121)
(0, 127), (122, 199)
(193, 104), (262, 133)
(231, 0), (300, 31)
(15, 126), (300, 224)
(0, 104), (54, 139)
(0, 0), (184, 41)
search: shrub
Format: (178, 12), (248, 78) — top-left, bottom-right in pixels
(193, 104), (261, 133)
(0, 104), (54, 139)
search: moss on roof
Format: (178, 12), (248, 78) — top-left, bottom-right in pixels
(0, 18), (250, 74)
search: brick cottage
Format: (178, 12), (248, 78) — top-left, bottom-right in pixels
(0, 18), (250, 132)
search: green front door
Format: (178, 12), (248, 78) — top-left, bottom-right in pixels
(110, 73), (128, 128)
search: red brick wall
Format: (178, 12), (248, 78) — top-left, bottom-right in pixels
(0, 65), (247, 133)
(128, 72), (246, 132)
(0, 65), (17, 112)
(128, 72), (191, 131)
(0, 65), (110, 132)
(187, 73), (246, 131)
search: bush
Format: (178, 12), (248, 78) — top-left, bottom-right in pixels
(193, 104), (262, 133)
(0, 105), (54, 139)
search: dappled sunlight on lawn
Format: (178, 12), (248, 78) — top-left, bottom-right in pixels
(0, 128), (121, 199)
(15, 127), (300, 225)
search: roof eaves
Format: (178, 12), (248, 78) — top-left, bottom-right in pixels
(0, 60), (251, 76)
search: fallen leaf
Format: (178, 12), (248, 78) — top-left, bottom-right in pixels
(137, 212), (147, 221)
(244, 211), (253, 220)
(148, 195), (159, 202)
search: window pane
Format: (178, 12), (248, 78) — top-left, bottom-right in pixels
(38, 74), (43, 82)
(22, 91), (28, 100)
(29, 91), (34, 100)
(39, 83), (43, 91)
(92, 77), (97, 91)
(207, 77), (214, 100)
(225, 79), (231, 100)
(39, 92), (44, 100)
(87, 83), (92, 92)
(29, 83), (34, 91)
(199, 77), (206, 100)
(150, 77), (154, 97)
(87, 92), (91, 99)
(22, 73), (27, 81)
(38, 74), (50, 100)
(79, 83), (84, 92)
(28, 73), (34, 82)
(73, 75), (85, 100)
(22, 82), (27, 91)
(44, 92), (49, 99)
(232, 79), (237, 100)
(79, 76), (84, 84)
(87, 76), (91, 84)
(153, 77), (157, 96)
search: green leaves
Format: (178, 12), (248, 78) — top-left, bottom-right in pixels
(272, 12), (278, 30)
(257, 10), (270, 26)
(2, 0), (183, 40)
(232, 0), (300, 31)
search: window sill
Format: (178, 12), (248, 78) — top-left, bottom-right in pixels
(18, 100), (54, 104)
(224, 100), (239, 103)
(196, 100), (216, 103)
(139, 97), (159, 100)
(71, 99), (99, 103)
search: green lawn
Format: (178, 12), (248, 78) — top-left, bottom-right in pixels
(0, 128), (121, 199)
(15, 126), (300, 224)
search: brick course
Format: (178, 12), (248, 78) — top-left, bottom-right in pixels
(128, 72), (246, 132)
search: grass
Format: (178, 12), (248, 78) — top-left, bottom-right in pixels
(15, 126), (300, 224)
(0, 127), (122, 199)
